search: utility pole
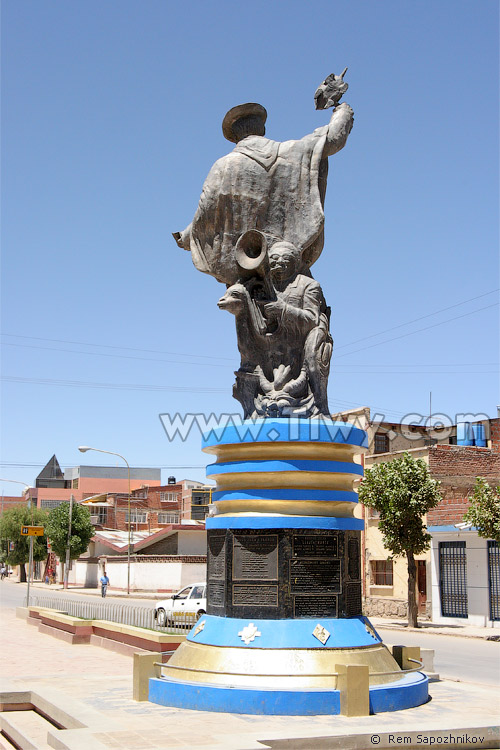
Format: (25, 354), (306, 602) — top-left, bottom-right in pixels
(63, 494), (74, 590)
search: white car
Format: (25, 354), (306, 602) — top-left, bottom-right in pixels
(154, 582), (207, 627)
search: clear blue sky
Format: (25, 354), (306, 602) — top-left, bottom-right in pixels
(1, 0), (498, 493)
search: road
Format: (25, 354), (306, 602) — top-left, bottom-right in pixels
(376, 627), (500, 686)
(2, 580), (499, 686)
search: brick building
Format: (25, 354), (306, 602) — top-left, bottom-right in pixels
(80, 478), (214, 533)
(427, 422), (500, 626)
(26, 455), (162, 510)
(336, 407), (500, 626)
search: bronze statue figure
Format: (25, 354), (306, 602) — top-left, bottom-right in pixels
(174, 72), (354, 418)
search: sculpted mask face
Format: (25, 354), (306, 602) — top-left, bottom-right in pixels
(268, 243), (300, 281)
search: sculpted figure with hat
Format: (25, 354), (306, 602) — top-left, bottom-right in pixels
(173, 73), (353, 417)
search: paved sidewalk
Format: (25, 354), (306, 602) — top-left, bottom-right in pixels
(1, 601), (498, 749)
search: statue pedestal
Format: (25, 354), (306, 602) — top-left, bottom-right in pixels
(149, 419), (428, 715)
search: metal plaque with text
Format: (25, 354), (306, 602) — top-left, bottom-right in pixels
(292, 534), (338, 558)
(232, 534), (278, 581)
(232, 584), (279, 607)
(289, 558), (341, 593)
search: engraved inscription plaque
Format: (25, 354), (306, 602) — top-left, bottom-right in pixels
(290, 558), (341, 593)
(208, 533), (226, 580)
(292, 534), (338, 558)
(347, 536), (360, 581)
(233, 534), (278, 580)
(232, 584), (278, 607)
(208, 581), (225, 607)
(344, 582), (362, 616)
(294, 595), (338, 618)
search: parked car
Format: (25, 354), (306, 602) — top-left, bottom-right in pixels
(154, 582), (206, 627)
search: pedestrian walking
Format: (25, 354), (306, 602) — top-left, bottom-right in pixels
(100, 572), (109, 598)
(0, 564), (7, 580)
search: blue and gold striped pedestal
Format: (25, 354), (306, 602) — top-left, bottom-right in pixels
(149, 418), (428, 715)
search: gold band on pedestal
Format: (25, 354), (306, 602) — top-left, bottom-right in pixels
(161, 640), (404, 689)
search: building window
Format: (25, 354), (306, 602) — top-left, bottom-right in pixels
(374, 433), (390, 454)
(72, 478), (79, 489)
(160, 492), (178, 502)
(371, 560), (393, 586)
(90, 507), (108, 525)
(158, 512), (179, 524)
(125, 511), (147, 524)
(40, 500), (68, 510)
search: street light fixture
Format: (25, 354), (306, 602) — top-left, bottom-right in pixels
(78, 446), (132, 595)
(0, 478), (34, 607)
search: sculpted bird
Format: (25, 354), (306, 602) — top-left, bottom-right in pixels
(314, 68), (349, 110)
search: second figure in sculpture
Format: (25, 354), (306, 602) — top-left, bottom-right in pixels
(174, 71), (354, 418)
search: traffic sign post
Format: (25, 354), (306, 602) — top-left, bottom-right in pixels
(20, 526), (44, 536)
(20, 525), (45, 607)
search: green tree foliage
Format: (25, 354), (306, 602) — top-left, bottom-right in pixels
(463, 478), (500, 542)
(45, 502), (95, 561)
(0, 505), (49, 580)
(358, 452), (442, 627)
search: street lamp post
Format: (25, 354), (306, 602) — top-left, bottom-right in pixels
(78, 446), (132, 595)
(0, 478), (32, 607)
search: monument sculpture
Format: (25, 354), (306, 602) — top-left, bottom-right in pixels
(150, 72), (429, 716)
(174, 72), (352, 417)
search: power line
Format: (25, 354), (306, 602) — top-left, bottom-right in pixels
(1, 333), (234, 362)
(1, 342), (231, 369)
(334, 288), (499, 350)
(335, 303), (498, 359)
(1, 375), (227, 393)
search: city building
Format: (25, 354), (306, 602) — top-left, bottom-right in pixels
(26, 455), (162, 510)
(333, 407), (500, 626)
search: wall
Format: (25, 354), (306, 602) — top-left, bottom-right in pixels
(82, 557), (207, 592)
(363, 513), (430, 619)
(427, 444), (500, 526)
(430, 530), (498, 628)
(178, 530), (207, 555)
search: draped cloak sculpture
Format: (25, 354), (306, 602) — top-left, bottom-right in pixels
(174, 72), (354, 418)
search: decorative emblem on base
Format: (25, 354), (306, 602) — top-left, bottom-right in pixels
(364, 619), (378, 640)
(238, 623), (262, 645)
(312, 623), (331, 645)
(193, 620), (206, 637)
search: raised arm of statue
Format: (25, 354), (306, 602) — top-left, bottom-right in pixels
(322, 102), (354, 157)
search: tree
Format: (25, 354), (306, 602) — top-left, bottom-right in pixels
(45, 502), (95, 579)
(0, 505), (49, 581)
(463, 478), (500, 542)
(358, 452), (442, 628)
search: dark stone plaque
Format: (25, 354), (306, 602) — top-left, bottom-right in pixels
(292, 534), (338, 558)
(290, 558), (341, 593)
(344, 582), (362, 616)
(208, 581), (225, 608)
(233, 534), (278, 580)
(232, 584), (278, 607)
(293, 595), (338, 618)
(347, 536), (360, 581)
(208, 533), (226, 580)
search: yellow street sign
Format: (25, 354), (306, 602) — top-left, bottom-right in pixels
(20, 525), (44, 536)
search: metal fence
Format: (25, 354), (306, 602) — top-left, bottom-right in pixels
(31, 595), (194, 632)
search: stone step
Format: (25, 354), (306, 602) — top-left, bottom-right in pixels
(0, 709), (58, 750)
(0, 732), (18, 749)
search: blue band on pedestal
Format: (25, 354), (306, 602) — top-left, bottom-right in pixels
(202, 418), (368, 450)
(187, 615), (381, 648)
(212, 489), (358, 504)
(149, 672), (428, 716)
(207, 459), (363, 477)
(206, 516), (364, 530)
